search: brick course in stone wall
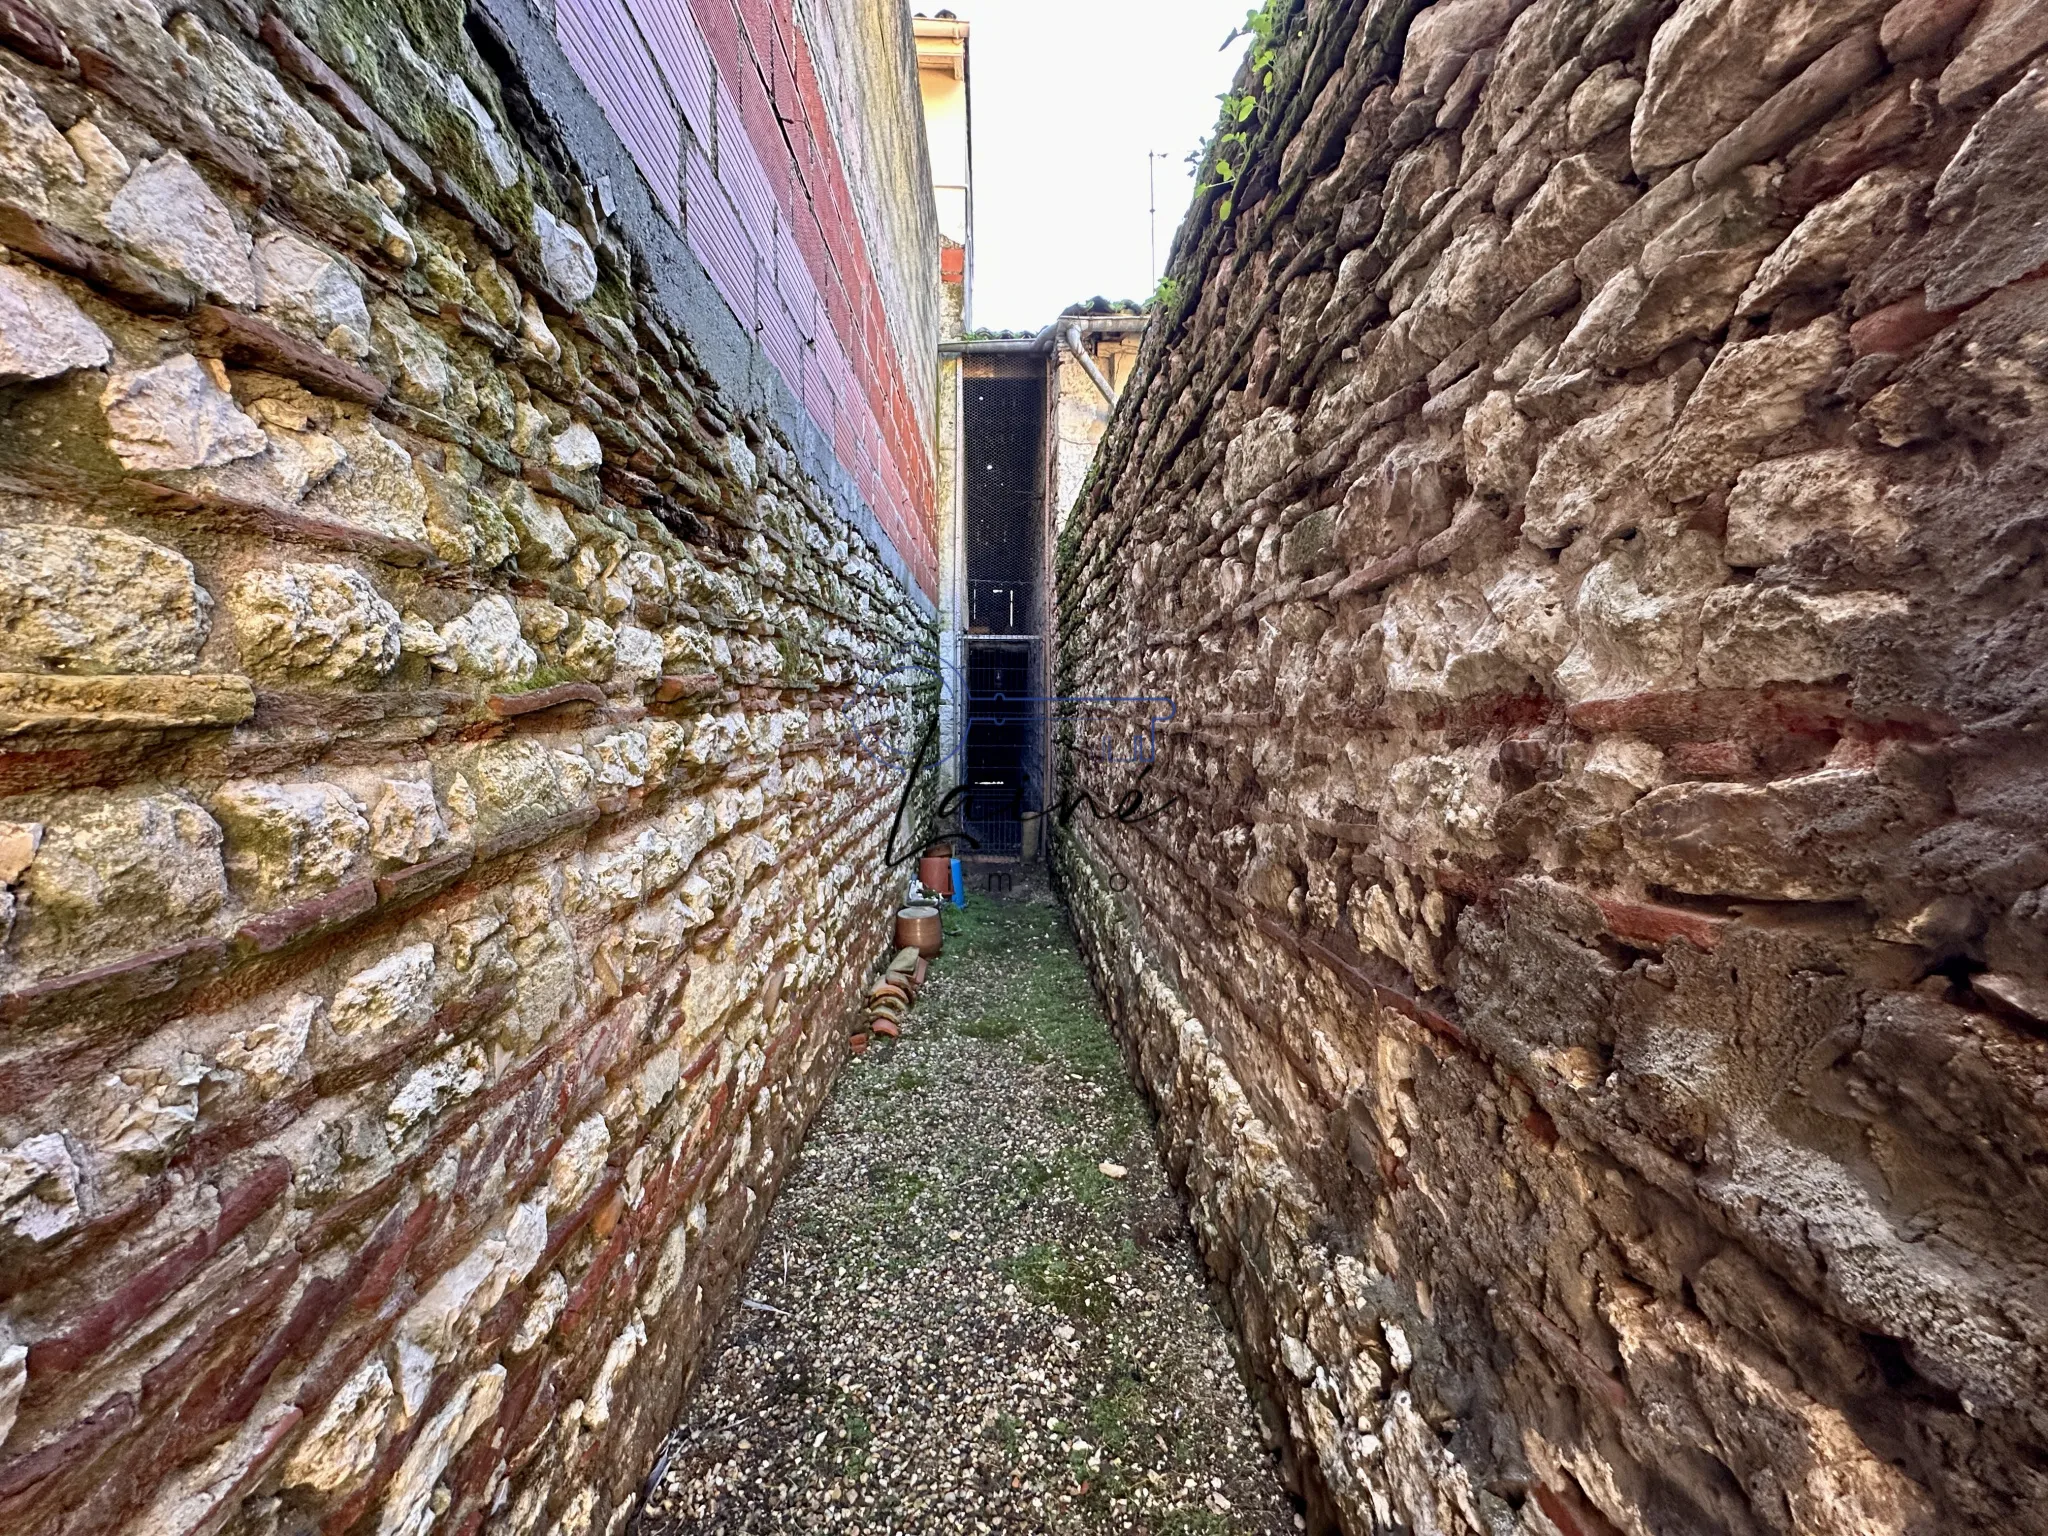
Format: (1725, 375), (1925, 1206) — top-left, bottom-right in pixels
(0, 3), (931, 1535)
(1057, 0), (2048, 1532)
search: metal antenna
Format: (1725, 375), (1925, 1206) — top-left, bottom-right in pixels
(1148, 151), (1169, 284)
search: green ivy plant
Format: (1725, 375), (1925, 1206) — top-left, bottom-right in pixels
(1191, 0), (1287, 222)
(1225, 0), (1283, 88)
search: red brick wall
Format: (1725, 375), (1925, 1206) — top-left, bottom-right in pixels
(555, 0), (937, 593)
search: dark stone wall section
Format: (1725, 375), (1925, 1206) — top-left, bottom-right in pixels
(1056, 0), (2048, 1531)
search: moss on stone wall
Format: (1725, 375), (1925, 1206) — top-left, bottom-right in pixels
(0, 3), (931, 1534)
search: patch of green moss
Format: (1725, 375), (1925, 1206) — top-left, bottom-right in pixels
(1003, 1241), (1117, 1322)
(775, 630), (822, 687)
(283, 0), (539, 242)
(499, 659), (587, 694)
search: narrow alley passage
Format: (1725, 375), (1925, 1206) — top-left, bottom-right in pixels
(639, 889), (1299, 1535)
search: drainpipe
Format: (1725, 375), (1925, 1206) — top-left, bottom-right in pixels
(1062, 322), (1119, 408)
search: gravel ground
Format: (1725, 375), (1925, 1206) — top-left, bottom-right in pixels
(640, 884), (1300, 1535)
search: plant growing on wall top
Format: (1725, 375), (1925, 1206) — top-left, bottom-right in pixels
(1191, 0), (1290, 222)
(1224, 0), (1284, 89)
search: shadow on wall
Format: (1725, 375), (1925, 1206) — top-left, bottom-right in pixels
(1055, 0), (2048, 1531)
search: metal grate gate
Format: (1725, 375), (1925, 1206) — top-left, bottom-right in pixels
(960, 365), (1047, 855)
(963, 372), (1045, 637)
(962, 640), (1036, 856)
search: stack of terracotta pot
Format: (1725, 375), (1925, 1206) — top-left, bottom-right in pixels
(850, 946), (928, 1055)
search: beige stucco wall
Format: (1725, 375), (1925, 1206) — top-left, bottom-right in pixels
(915, 16), (971, 340)
(921, 68), (970, 252)
(1052, 335), (1141, 532)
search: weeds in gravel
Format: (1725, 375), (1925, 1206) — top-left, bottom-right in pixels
(943, 897), (1138, 1099)
(1006, 1241), (1115, 1320)
(645, 889), (1296, 1535)
(1159, 1512), (1232, 1535)
(1028, 985), (1124, 1081)
(866, 1164), (932, 1224)
(1086, 1364), (1147, 1454)
(958, 1014), (1024, 1041)
(1058, 1145), (1123, 1207)
(1012, 1154), (1056, 1199)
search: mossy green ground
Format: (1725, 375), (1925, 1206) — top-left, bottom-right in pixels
(643, 888), (1297, 1535)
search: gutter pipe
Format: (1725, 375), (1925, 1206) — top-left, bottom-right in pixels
(1063, 322), (1120, 407)
(938, 312), (1149, 357)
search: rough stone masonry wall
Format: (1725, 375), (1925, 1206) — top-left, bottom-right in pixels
(0, 2), (931, 1535)
(1056, 0), (2048, 1532)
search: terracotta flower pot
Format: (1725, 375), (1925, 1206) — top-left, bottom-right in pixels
(895, 905), (943, 958)
(918, 854), (955, 897)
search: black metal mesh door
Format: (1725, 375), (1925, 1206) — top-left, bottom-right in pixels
(963, 373), (1045, 637)
(959, 363), (1047, 857)
(963, 640), (1035, 855)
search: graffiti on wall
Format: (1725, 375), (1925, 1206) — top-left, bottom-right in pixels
(849, 654), (1180, 864)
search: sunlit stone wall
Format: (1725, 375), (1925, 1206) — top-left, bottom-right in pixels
(0, 2), (932, 1533)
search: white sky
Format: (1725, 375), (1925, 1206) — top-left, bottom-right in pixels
(953, 0), (1256, 331)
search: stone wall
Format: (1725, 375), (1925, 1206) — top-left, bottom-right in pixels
(0, 3), (931, 1535)
(1056, 0), (2048, 1532)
